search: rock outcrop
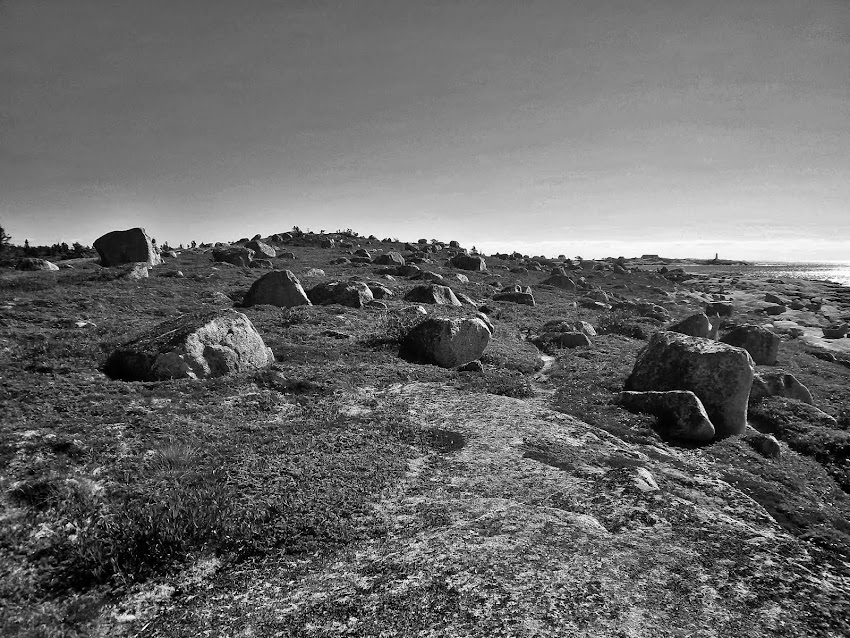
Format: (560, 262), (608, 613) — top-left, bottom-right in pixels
(625, 331), (755, 437)
(103, 309), (274, 381)
(93, 227), (161, 267)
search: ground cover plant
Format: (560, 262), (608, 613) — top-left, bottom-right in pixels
(1, 236), (849, 636)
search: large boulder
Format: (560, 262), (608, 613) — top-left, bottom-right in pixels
(403, 284), (462, 306)
(374, 252), (406, 266)
(242, 270), (312, 308)
(308, 281), (374, 308)
(244, 239), (276, 259)
(401, 316), (491, 368)
(103, 309), (274, 381)
(493, 290), (535, 306)
(450, 254), (486, 271)
(749, 371), (813, 405)
(617, 390), (715, 443)
(540, 274), (576, 290)
(667, 313), (712, 339)
(213, 245), (254, 267)
(93, 227), (161, 267)
(625, 331), (755, 437)
(719, 324), (780, 365)
(15, 258), (59, 271)
(705, 302), (733, 317)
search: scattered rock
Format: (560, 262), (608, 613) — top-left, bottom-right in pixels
(103, 309), (274, 381)
(244, 239), (276, 259)
(822, 324), (848, 339)
(375, 252), (406, 266)
(450, 254), (487, 271)
(367, 283), (394, 299)
(119, 263), (149, 280)
(249, 259), (273, 269)
(625, 331), (755, 437)
(705, 301), (733, 317)
(403, 284), (462, 306)
(401, 316), (491, 367)
(213, 245), (254, 267)
(719, 324), (780, 365)
(308, 281), (374, 308)
(764, 305), (787, 316)
(750, 371), (814, 405)
(457, 360), (484, 373)
(667, 313), (711, 338)
(493, 290), (535, 306)
(540, 274), (577, 290)
(617, 390), (716, 442)
(302, 268), (326, 277)
(93, 227), (162, 267)
(743, 429), (782, 458)
(15, 258), (59, 271)
(242, 270), (312, 308)
(764, 292), (791, 306)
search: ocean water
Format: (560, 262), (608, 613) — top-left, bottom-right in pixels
(676, 262), (850, 287)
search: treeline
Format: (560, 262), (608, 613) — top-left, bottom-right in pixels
(0, 226), (97, 264)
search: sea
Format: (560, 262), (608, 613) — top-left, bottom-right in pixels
(674, 262), (850, 288)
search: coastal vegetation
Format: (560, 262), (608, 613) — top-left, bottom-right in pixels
(1, 229), (849, 637)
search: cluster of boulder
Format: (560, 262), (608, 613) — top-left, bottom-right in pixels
(616, 301), (820, 454)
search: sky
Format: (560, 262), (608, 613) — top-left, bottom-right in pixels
(1, 0), (848, 260)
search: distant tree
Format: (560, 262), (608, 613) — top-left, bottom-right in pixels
(0, 226), (12, 256)
(191, 240), (197, 249)
(72, 241), (85, 256)
(23, 239), (31, 255)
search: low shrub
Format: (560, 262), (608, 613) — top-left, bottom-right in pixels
(595, 310), (655, 340)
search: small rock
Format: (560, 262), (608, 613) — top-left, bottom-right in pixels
(617, 390), (716, 442)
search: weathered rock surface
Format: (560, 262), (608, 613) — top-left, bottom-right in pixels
(403, 284), (462, 306)
(93, 227), (161, 267)
(220, 382), (849, 637)
(103, 309), (274, 381)
(244, 239), (276, 259)
(540, 274), (577, 290)
(625, 331), (755, 437)
(308, 281), (374, 308)
(667, 313), (711, 338)
(720, 324), (780, 365)
(750, 370), (813, 405)
(493, 290), (535, 306)
(450, 254), (486, 271)
(401, 317), (491, 367)
(213, 245), (254, 267)
(743, 427), (782, 458)
(706, 301), (733, 317)
(242, 270), (312, 308)
(374, 251), (406, 266)
(617, 390), (716, 442)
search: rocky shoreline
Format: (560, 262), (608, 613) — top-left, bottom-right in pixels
(2, 229), (849, 637)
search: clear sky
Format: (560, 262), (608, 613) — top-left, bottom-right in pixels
(1, 0), (848, 260)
